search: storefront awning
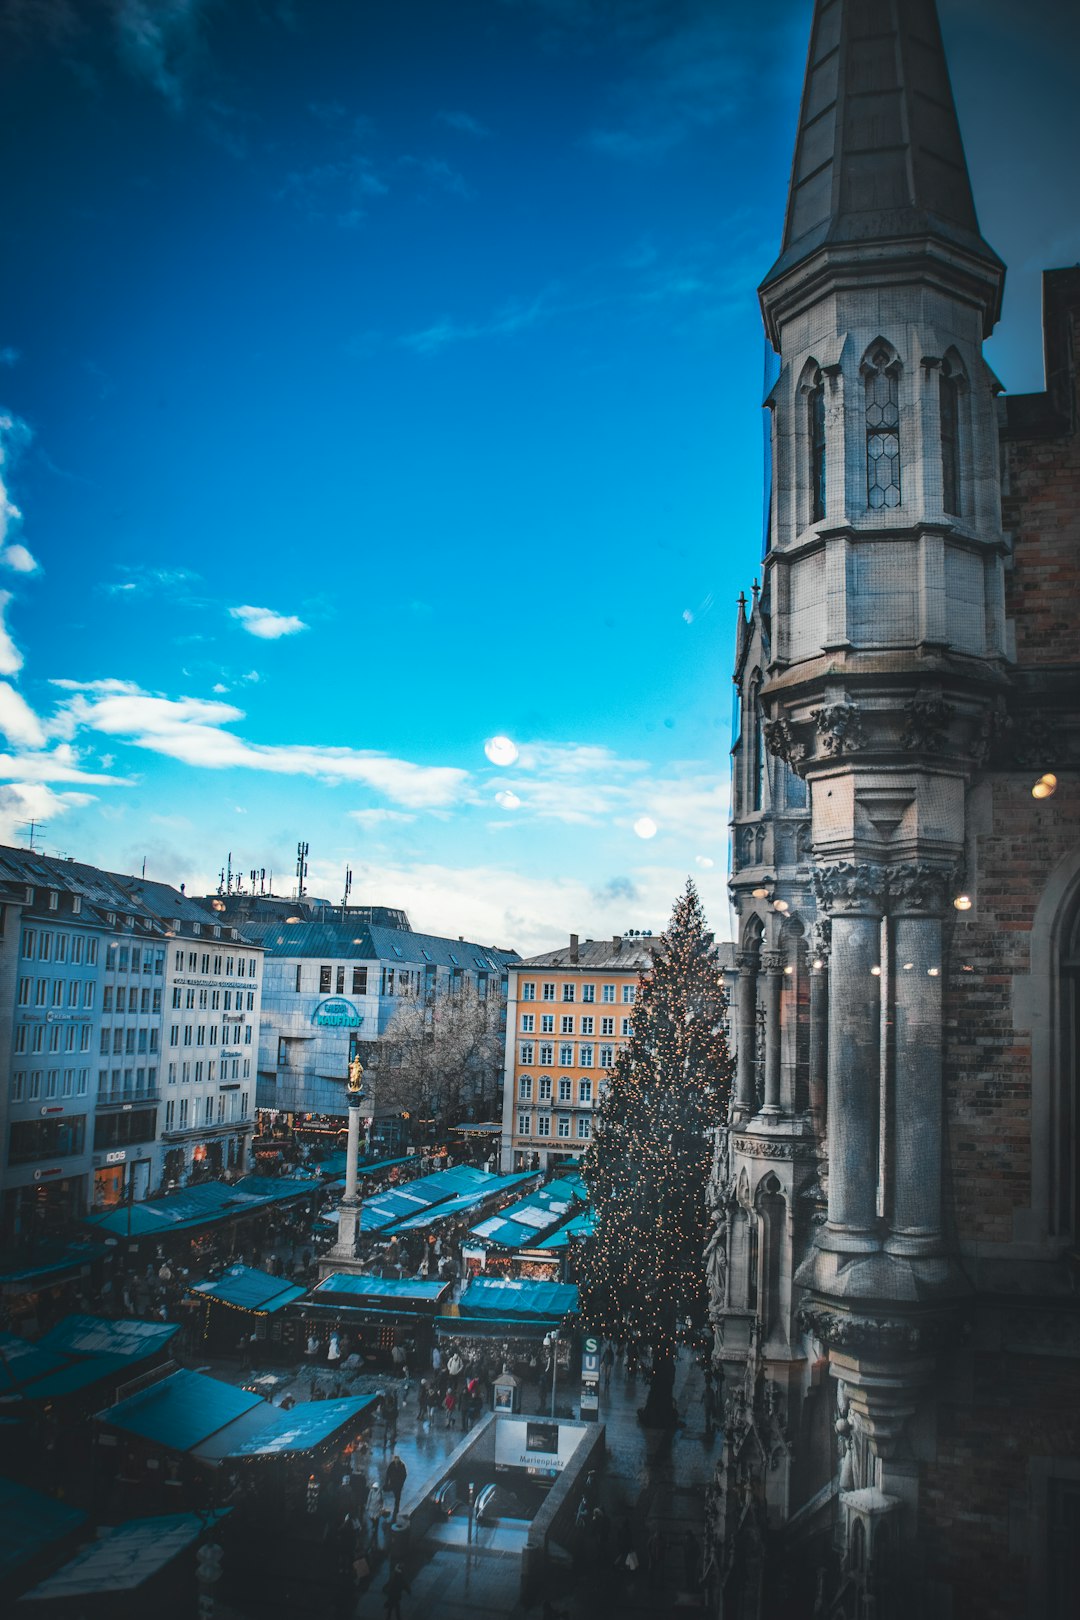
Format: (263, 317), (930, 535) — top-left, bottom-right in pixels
(196, 1395), (377, 1461)
(97, 1368), (264, 1453)
(453, 1277), (579, 1321)
(310, 1274), (451, 1308)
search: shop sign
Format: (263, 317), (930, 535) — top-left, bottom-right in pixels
(311, 998), (362, 1029)
(106, 1150), (127, 1164)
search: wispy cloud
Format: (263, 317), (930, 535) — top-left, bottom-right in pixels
(437, 110), (491, 139)
(0, 592), (23, 676)
(0, 781), (95, 846)
(279, 154), (388, 228)
(402, 290), (553, 355)
(0, 413), (41, 574)
(51, 681), (469, 809)
(349, 808), (418, 829)
(109, 0), (212, 111)
(0, 680), (45, 749)
(228, 604), (308, 640)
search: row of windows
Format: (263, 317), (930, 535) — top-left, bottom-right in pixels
(15, 1022), (92, 1055)
(169, 1024), (252, 1048)
(107, 944), (166, 975)
(11, 1068), (90, 1102)
(97, 1067), (157, 1098)
(518, 1075), (595, 1104)
(520, 981), (635, 1005)
(172, 986), (255, 1012)
(18, 978), (96, 1010)
(9, 1115), (85, 1163)
(516, 1112), (592, 1141)
(21, 929), (97, 965)
(309, 965), (369, 996)
(519, 1043), (615, 1068)
(175, 949), (257, 978)
(104, 985), (162, 1014)
(521, 1013), (629, 1037)
(166, 1058), (250, 1085)
(99, 1027), (161, 1056)
(164, 1092), (249, 1130)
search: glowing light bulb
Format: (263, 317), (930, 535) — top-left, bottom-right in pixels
(1032, 773), (1057, 799)
(870, 965), (882, 977)
(773, 899), (789, 912)
(927, 967), (940, 976)
(751, 887), (770, 899)
(902, 961), (914, 971)
(953, 895), (972, 911)
(811, 959), (823, 970)
(784, 965), (794, 975)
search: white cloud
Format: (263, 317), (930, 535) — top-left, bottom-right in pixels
(0, 782), (95, 845)
(437, 110), (491, 138)
(349, 809), (417, 829)
(111, 0), (211, 110)
(56, 684), (468, 809)
(348, 858), (734, 957)
(494, 790), (521, 810)
(229, 604), (309, 640)
(0, 681), (45, 748)
(0, 412), (40, 574)
(0, 743), (127, 786)
(0, 592), (23, 676)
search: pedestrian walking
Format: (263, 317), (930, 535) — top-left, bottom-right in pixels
(384, 1453), (407, 1521)
(328, 1332), (341, 1366)
(366, 1477), (384, 1549)
(443, 1387), (456, 1428)
(383, 1561), (410, 1619)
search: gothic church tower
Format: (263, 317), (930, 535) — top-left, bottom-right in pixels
(709, 2), (1080, 1615)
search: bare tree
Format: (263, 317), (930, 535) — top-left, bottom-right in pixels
(369, 981), (505, 1130)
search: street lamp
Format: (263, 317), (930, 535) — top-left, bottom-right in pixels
(543, 1329), (560, 1418)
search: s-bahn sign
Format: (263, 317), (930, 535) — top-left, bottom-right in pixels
(311, 998), (363, 1029)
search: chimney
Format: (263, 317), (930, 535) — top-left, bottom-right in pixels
(569, 933), (579, 963)
(612, 935), (623, 951)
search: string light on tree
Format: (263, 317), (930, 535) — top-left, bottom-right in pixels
(580, 879), (734, 1428)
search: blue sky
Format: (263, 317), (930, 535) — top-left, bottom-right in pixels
(0, 0), (1076, 954)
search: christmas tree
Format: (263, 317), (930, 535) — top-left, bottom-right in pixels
(581, 879), (733, 1427)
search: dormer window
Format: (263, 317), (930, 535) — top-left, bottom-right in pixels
(48, 890), (58, 911)
(192, 923), (201, 936)
(72, 896), (82, 915)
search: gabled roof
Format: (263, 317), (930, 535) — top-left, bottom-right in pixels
(454, 1277), (579, 1321)
(97, 1368), (263, 1451)
(190, 1264), (306, 1314)
(240, 916), (517, 970)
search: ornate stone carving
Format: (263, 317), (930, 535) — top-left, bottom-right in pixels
(812, 862), (887, 914)
(885, 860), (961, 915)
(969, 694), (1011, 766)
(733, 1136), (820, 1161)
(763, 716), (807, 772)
(759, 949), (785, 975)
(797, 1305), (957, 1355)
(811, 700), (866, 757)
(899, 687), (955, 753)
(1010, 707), (1061, 771)
(795, 821), (813, 862)
(704, 1125), (733, 1320)
(810, 918), (832, 963)
(735, 948), (759, 973)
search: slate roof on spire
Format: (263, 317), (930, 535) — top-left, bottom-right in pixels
(762, 0), (1003, 290)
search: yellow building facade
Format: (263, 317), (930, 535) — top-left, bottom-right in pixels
(498, 934), (655, 1172)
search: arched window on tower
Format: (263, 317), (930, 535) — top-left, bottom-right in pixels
(939, 351), (966, 517)
(749, 672), (765, 812)
(808, 369), (826, 523)
(863, 344), (901, 510)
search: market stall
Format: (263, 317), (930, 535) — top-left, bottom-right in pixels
(298, 1273), (451, 1365)
(185, 1264), (307, 1358)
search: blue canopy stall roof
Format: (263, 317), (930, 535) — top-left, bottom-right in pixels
(0, 1477), (85, 1583)
(0, 1239), (107, 1297)
(0, 1333), (69, 1393)
(452, 1277), (579, 1321)
(81, 1176), (321, 1240)
(535, 1210), (596, 1250)
(467, 1183), (583, 1251)
(380, 1172), (536, 1235)
(19, 1511), (231, 1600)
(196, 1395), (377, 1461)
(355, 1164), (494, 1234)
(97, 1368), (264, 1453)
(189, 1264), (307, 1314)
(312, 1151), (415, 1182)
(310, 1274), (451, 1306)
(39, 1313), (179, 1361)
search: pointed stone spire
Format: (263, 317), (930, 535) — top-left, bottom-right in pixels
(761, 0), (1003, 331)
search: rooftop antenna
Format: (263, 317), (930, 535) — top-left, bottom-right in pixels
(16, 820), (47, 852)
(217, 866), (226, 895)
(341, 865), (353, 917)
(226, 851), (233, 894)
(141, 856), (147, 879)
(296, 840), (309, 899)
(259, 867), (266, 895)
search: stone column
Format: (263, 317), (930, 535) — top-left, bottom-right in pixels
(814, 865), (885, 1254)
(760, 951), (785, 1116)
(886, 865), (948, 1257)
(734, 950), (759, 1118)
(808, 924), (830, 1140)
(330, 1085), (365, 1260)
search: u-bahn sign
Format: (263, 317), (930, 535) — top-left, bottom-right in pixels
(311, 998), (363, 1029)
